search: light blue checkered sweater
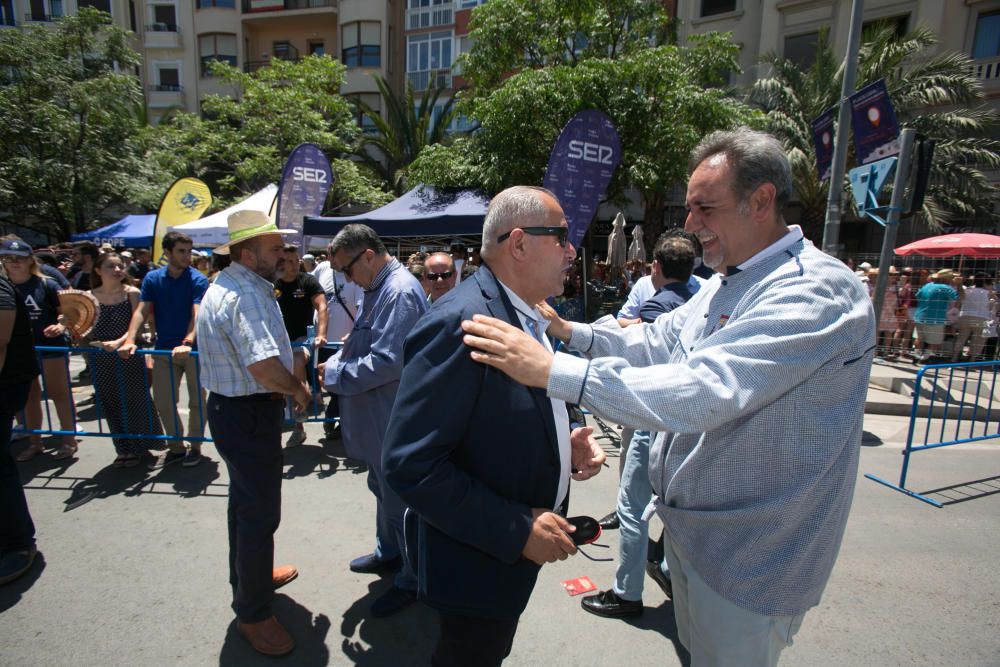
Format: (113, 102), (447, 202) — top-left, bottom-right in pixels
(548, 238), (876, 616)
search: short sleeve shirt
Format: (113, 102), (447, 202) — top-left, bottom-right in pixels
(0, 277), (39, 385)
(196, 262), (293, 397)
(274, 272), (324, 340)
(140, 266), (209, 349)
(13, 275), (62, 347)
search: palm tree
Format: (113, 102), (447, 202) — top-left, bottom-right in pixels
(749, 25), (999, 240)
(355, 76), (463, 195)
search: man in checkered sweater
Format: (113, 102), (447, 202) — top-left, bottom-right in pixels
(461, 128), (876, 666)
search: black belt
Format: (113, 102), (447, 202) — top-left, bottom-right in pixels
(213, 392), (284, 402)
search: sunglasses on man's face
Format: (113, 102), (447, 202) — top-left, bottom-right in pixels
(340, 249), (367, 277)
(497, 226), (569, 248)
(426, 271), (454, 281)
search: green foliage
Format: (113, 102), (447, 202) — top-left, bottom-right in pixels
(0, 9), (145, 239)
(138, 56), (391, 213)
(410, 32), (757, 240)
(460, 0), (677, 95)
(354, 76), (460, 195)
(749, 25), (1000, 236)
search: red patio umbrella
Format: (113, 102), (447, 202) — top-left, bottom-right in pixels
(894, 233), (1000, 258)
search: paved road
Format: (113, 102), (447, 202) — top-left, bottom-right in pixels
(2, 403), (999, 665)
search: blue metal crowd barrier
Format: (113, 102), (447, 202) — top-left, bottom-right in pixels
(13, 342), (340, 445)
(866, 360), (1000, 507)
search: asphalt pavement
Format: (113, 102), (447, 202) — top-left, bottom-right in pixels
(1, 390), (999, 666)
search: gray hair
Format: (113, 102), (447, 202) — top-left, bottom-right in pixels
(481, 186), (557, 262)
(689, 128), (793, 216)
(328, 224), (387, 257)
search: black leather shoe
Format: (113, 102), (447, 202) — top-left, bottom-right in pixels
(349, 553), (401, 575)
(598, 511), (620, 530)
(371, 586), (416, 618)
(645, 561), (673, 599)
(581, 589), (642, 618)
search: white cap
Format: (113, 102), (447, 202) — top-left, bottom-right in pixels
(302, 254), (315, 261)
(858, 261), (873, 270)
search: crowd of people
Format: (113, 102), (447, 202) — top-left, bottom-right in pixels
(0, 127), (980, 665)
(850, 262), (999, 364)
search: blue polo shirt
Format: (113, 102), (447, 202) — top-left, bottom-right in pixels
(140, 266), (209, 349)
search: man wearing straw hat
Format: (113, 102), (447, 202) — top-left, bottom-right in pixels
(196, 210), (311, 657)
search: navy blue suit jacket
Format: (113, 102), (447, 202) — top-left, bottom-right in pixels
(383, 265), (563, 621)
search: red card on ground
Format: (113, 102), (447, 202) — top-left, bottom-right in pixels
(561, 576), (597, 596)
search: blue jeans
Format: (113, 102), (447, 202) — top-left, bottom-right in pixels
(613, 429), (654, 601)
(367, 464), (417, 591)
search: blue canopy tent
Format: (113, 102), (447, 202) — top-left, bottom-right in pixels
(303, 185), (490, 239)
(71, 214), (156, 247)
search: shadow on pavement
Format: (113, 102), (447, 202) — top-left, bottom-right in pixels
(861, 430), (884, 447)
(0, 551), (46, 614)
(623, 601), (691, 666)
(340, 578), (437, 666)
(923, 475), (1000, 505)
(219, 593), (331, 666)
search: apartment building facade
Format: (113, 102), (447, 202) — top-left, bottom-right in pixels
(1, 0), (405, 122)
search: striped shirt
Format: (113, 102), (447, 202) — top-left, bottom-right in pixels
(548, 230), (876, 616)
(196, 261), (293, 397)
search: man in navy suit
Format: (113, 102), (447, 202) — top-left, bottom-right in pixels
(383, 186), (606, 666)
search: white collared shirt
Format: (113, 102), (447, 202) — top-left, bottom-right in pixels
(737, 225), (805, 271)
(497, 280), (571, 510)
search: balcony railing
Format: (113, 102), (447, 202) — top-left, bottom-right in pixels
(972, 56), (1000, 85)
(241, 0), (333, 13)
(244, 57), (301, 73)
(150, 83), (183, 92)
(407, 69), (452, 91)
(146, 22), (179, 32)
(24, 10), (61, 21)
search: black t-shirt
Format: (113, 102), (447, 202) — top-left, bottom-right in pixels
(13, 275), (62, 347)
(274, 272), (324, 340)
(0, 276), (39, 385)
(128, 262), (150, 282)
(70, 268), (91, 291)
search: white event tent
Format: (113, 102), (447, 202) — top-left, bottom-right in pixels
(168, 184), (277, 247)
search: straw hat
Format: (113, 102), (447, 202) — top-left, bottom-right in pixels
(213, 210), (296, 255)
(934, 269), (955, 281)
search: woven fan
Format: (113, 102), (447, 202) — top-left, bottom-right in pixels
(57, 289), (99, 338)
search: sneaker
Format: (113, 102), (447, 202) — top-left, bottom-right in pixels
(323, 421), (340, 440)
(285, 428), (306, 449)
(181, 450), (203, 467)
(0, 546), (38, 585)
(148, 449), (187, 470)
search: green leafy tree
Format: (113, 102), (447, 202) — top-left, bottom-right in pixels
(354, 76), (459, 195)
(138, 56), (392, 213)
(0, 9), (145, 240)
(410, 33), (757, 244)
(749, 25), (1000, 239)
(460, 0), (677, 95)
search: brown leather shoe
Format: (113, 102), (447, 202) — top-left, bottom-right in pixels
(272, 564), (298, 590)
(237, 616), (295, 656)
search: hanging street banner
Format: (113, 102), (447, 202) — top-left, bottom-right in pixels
(543, 110), (622, 248)
(811, 105), (836, 181)
(153, 177), (212, 266)
(275, 143), (334, 250)
(850, 79), (901, 165)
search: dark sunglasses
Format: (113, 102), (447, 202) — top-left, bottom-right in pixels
(426, 271), (454, 281)
(340, 249), (367, 276)
(497, 226), (569, 248)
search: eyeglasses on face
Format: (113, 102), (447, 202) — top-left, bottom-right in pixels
(340, 249), (368, 276)
(426, 271), (454, 281)
(497, 226), (569, 248)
